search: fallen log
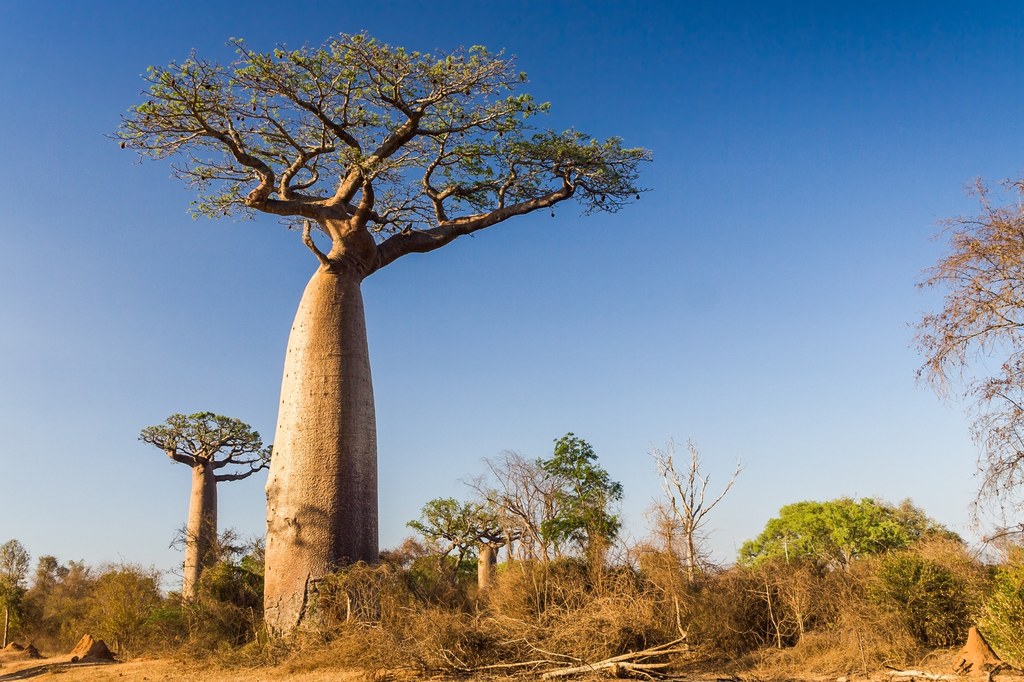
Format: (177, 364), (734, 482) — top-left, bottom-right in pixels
(885, 669), (959, 681)
(539, 637), (690, 680)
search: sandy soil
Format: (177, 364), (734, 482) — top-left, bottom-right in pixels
(0, 656), (369, 681)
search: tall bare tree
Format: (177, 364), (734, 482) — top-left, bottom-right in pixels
(916, 180), (1024, 533)
(476, 451), (561, 563)
(139, 412), (269, 600)
(117, 33), (649, 633)
(650, 439), (740, 582)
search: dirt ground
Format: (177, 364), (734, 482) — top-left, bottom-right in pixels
(0, 656), (368, 681)
(6, 657), (1024, 682)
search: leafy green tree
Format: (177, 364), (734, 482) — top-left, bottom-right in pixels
(408, 497), (508, 590)
(980, 547), (1024, 666)
(21, 555), (70, 645)
(117, 32), (649, 634)
(80, 565), (164, 657)
(408, 498), (481, 577)
(738, 498), (951, 570)
(0, 539), (29, 646)
(870, 552), (972, 646)
(539, 434), (623, 564)
(139, 413), (269, 601)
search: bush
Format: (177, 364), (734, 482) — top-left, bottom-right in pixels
(680, 567), (775, 655)
(980, 550), (1024, 666)
(182, 557), (264, 650)
(307, 562), (416, 632)
(77, 564), (166, 657)
(869, 552), (972, 646)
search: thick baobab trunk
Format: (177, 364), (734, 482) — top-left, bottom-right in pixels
(264, 265), (378, 634)
(182, 461), (217, 600)
(477, 544), (498, 592)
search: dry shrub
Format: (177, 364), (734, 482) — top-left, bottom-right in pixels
(542, 577), (669, 661)
(298, 559), (677, 672)
(747, 565), (921, 677)
(290, 606), (514, 673)
(680, 567), (774, 656)
(869, 538), (986, 647)
(180, 559), (265, 653)
(307, 563), (416, 633)
(485, 560), (544, 619)
(484, 558), (593, 620)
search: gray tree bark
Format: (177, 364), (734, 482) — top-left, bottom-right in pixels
(477, 544), (498, 593)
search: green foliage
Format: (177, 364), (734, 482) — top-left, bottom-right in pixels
(22, 559), (93, 651)
(80, 565), (165, 656)
(980, 549), (1024, 666)
(869, 552), (972, 646)
(407, 498), (485, 557)
(0, 539), (30, 587)
(739, 498), (950, 570)
(407, 496), (503, 588)
(0, 539), (30, 635)
(184, 555), (264, 648)
(139, 412), (269, 474)
(116, 32), (650, 227)
(539, 433), (623, 555)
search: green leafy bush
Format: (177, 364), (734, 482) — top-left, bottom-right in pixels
(980, 551), (1024, 666)
(869, 553), (970, 646)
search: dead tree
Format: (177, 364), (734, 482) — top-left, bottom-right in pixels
(650, 439), (741, 582)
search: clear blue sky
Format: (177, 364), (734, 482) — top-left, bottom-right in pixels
(2, 1), (1021, 577)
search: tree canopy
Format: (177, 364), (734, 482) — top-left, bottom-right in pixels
(116, 33), (650, 273)
(539, 433), (623, 555)
(738, 498), (954, 570)
(139, 412), (269, 481)
(0, 539), (30, 639)
(407, 497), (504, 559)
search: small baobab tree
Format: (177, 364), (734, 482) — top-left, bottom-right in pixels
(140, 412), (270, 600)
(117, 32), (649, 633)
(408, 497), (510, 592)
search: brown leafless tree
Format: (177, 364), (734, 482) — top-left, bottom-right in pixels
(916, 180), (1024, 535)
(475, 451), (562, 563)
(650, 439), (741, 583)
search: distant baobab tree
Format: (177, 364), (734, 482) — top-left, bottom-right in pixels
(117, 32), (650, 633)
(140, 412), (270, 600)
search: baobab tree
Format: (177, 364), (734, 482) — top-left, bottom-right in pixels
(139, 412), (269, 600)
(408, 497), (510, 592)
(117, 33), (650, 633)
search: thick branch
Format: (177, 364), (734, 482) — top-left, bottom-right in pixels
(215, 469), (261, 483)
(167, 450), (196, 466)
(375, 181), (572, 270)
